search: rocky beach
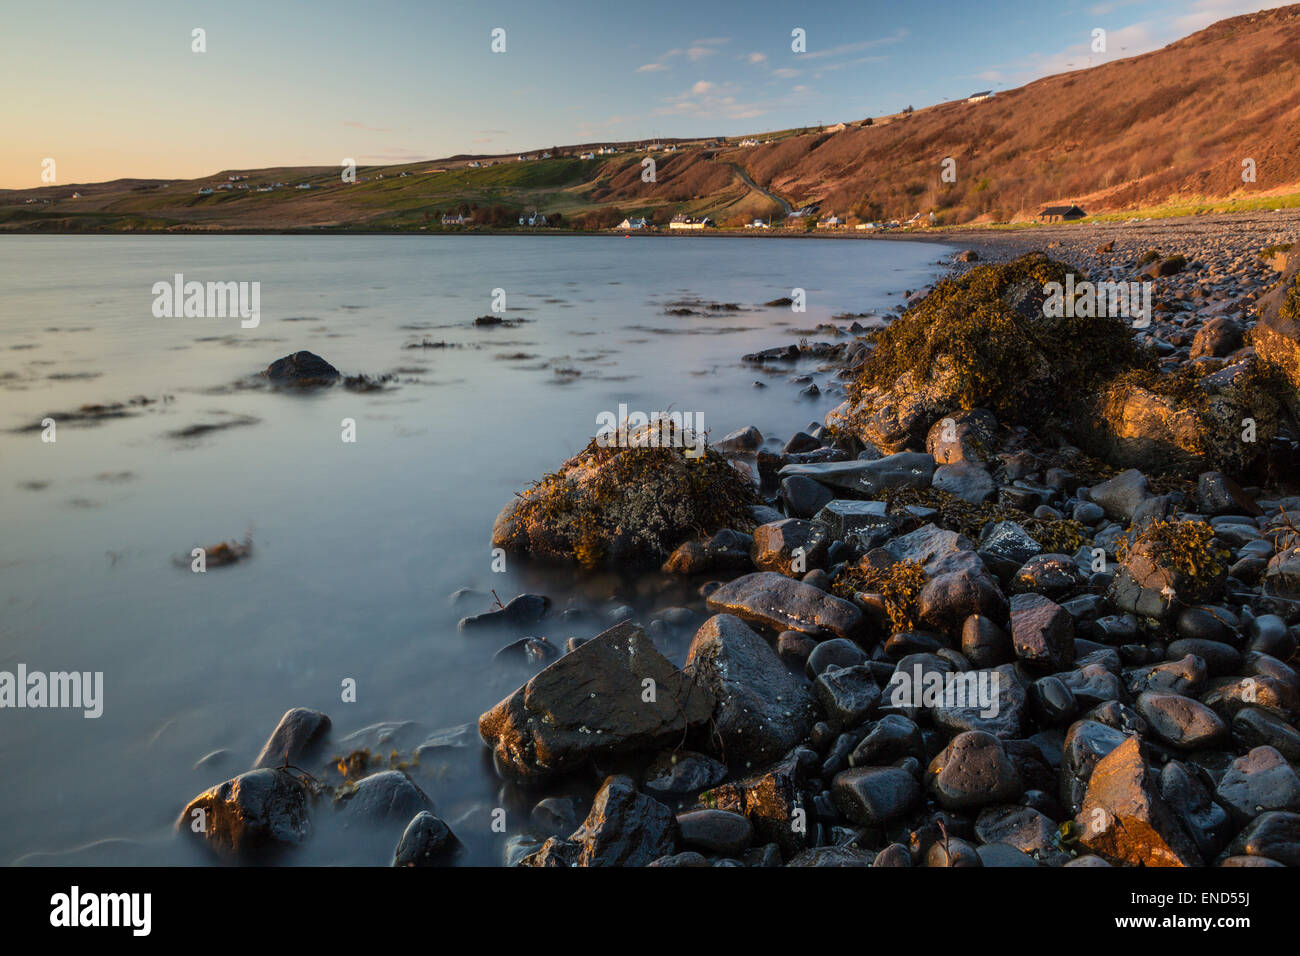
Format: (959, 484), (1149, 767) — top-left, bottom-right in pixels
(171, 211), (1300, 868)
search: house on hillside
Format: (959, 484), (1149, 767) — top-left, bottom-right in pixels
(519, 211), (548, 226)
(668, 214), (713, 230)
(746, 219), (771, 229)
(442, 213), (472, 225)
(617, 217), (648, 230)
(825, 122), (847, 132)
(579, 152), (595, 160)
(1038, 204), (1086, 222)
(816, 215), (844, 229)
(296, 183), (312, 190)
(197, 187), (214, 196)
(967, 91), (993, 103)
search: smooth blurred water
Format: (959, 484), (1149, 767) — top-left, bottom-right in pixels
(0, 234), (950, 865)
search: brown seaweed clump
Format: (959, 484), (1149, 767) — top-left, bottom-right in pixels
(832, 559), (927, 631)
(879, 486), (1089, 556)
(1115, 519), (1230, 606)
(491, 421), (760, 569)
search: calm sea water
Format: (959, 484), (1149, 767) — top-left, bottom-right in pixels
(0, 234), (951, 865)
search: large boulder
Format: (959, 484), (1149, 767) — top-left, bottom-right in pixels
(685, 614), (819, 766)
(478, 621), (714, 779)
(491, 424), (758, 568)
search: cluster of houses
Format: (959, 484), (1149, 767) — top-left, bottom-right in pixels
(197, 180), (285, 196)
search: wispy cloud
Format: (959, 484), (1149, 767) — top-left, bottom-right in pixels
(342, 120), (393, 133)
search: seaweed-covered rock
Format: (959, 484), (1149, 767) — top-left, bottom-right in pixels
(478, 621), (714, 779)
(829, 254), (1151, 452)
(492, 424), (759, 568)
(1252, 255), (1300, 416)
(1107, 519), (1229, 620)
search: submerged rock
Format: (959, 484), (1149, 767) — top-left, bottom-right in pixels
(392, 811), (462, 866)
(253, 707), (331, 770)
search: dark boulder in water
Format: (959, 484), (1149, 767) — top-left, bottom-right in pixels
(253, 707), (332, 770)
(177, 768), (312, 860)
(263, 350), (341, 387)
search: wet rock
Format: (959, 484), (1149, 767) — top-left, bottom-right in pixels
(849, 713), (926, 766)
(338, 771), (435, 827)
(1225, 810), (1300, 867)
(1061, 719), (1131, 814)
(751, 519), (828, 575)
(492, 428), (759, 568)
(714, 426), (763, 453)
(1012, 554), (1088, 599)
(788, 845), (875, 866)
(686, 614), (818, 766)
(1135, 691), (1227, 750)
(493, 636), (558, 667)
(1126, 654), (1208, 697)
(643, 750), (729, 796)
(263, 351), (341, 387)
(932, 461), (996, 505)
(253, 707), (331, 770)
(813, 664), (880, 728)
(648, 851), (709, 867)
(705, 571), (863, 640)
(567, 776), (679, 867)
(700, 748), (815, 857)
(458, 593), (550, 633)
(478, 621), (713, 779)
(676, 809), (753, 854)
(975, 804), (1068, 864)
(1232, 707), (1300, 761)
(811, 499), (898, 545)
(531, 797), (578, 836)
(927, 731), (1022, 809)
(1077, 737), (1201, 866)
(780, 475), (834, 519)
(661, 528), (755, 574)
(177, 768), (312, 859)
(1158, 761), (1232, 861)
(931, 663), (1026, 739)
(961, 614), (1013, 668)
(1263, 547), (1300, 601)
(977, 843), (1041, 867)
(832, 767), (919, 825)
(1088, 469), (1150, 522)
(883, 524), (977, 575)
(925, 409), (997, 464)
(1010, 593), (1075, 671)
(1215, 746), (1300, 824)
(1196, 471), (1260, 517)
(392, 811), (461, 866)
(806, 637), (870, 678)
(917, 568), (1007, 634)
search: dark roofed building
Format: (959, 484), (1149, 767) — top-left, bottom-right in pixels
(1038, 205), (1086, 222)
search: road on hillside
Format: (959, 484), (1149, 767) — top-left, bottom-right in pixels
(727, 162), (792, 216)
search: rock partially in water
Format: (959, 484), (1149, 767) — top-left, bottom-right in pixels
(492, 425), (759, 568)
(262, 351), (341, 387)
(392, 810), (462, 866)
(478, 621), (713, 779)
(253, 707), (331, 770)
(177, 768), (312, 860)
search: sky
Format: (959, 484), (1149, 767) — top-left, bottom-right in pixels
(0, 0), (1289, 188)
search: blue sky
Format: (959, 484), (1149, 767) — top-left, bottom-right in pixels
(0, 0), (1286, 186)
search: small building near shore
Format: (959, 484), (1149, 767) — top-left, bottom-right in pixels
(1038, 204), (1086, 222)
(668, 214), (713, 230)
(816, 215), (844, 229)
(617, 217), (648, 230)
